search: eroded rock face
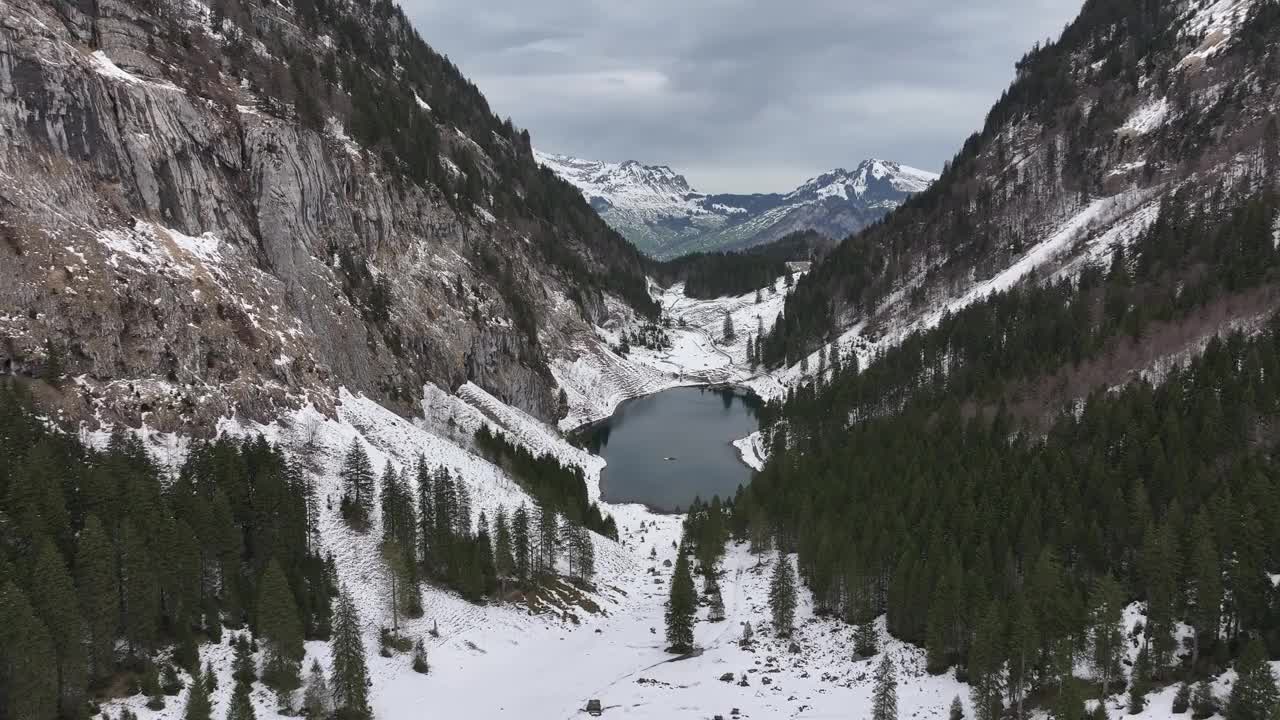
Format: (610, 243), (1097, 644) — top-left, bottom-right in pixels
(0, 0), (598, 431)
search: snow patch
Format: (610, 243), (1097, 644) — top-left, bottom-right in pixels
(324, 117), (362, 157)
(733, 430), (768, 471)
(1119, 97), (1169, 136)
(1177, 0), (1257, 70)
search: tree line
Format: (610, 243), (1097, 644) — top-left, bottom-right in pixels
(339, 436), (599, 613)
(472, 425), (618, 539)
(652, 230), (828, 300)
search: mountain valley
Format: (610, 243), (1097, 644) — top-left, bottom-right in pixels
(2, 0), (1280, 719)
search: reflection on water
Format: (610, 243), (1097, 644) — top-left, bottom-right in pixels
(579, 386), (760, 513)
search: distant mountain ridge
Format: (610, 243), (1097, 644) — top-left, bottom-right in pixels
(535, 151), (938, 258)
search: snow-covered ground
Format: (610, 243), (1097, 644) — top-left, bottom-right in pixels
(92, 258), (1275, 719)
(554, 270), (804, 433)
(97, 371), (975, 720)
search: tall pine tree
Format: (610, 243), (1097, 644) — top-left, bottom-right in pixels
(873, 653), (898, 720)
(339, 440), (375, 528)
(769, 553), (797, 638)
(76, 514), (118, 681)
(330, 585), (371, 720)
(665, 549), (696, 654)
(1226, 638), (1278, 720)
(0, 581), (58, 720)
(31, 539), (87, 718)
(257, 558), (305, 705)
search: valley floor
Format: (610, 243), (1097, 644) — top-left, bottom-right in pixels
(95, 265), (1277, 720)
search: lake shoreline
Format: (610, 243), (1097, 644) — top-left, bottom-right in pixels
(574, 385), (764, 513)
(565, 381), (764, 441)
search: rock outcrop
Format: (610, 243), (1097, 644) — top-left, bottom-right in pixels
(0, 0), (644, 431)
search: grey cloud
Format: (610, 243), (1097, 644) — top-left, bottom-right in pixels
(405, 0), (1083, 192)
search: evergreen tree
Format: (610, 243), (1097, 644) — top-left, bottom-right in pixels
(32, 538), (87, 717)
(204, 662), (218, 695)
(162, 662), (185, 695)
(1006, 592), (1038, 719)
(120, 519), (160, 655)
(1174, 682), (1192, 714)
(1227, 638), (1278, 720)
(184, 668), (213, 720)
(233, 634), (256, 685)
(379, 463), (406, 546)
(1089, 575), (1125, 697)
(723, 312), (736, 343)
(0, 581), (58, 720)
(538, 506), (559, 576)
(257, 558), (305, 704)
(76, 514), (119, 681)
(1192, 679), (1219, 720)
(1142, 523), (1178, 677)
(708, 586), (725, 621)
(455, 480), (472, 541)
(494, 508), (515, 584)
(411, 638), (429, 674)
(872, 653), (898, 720)
(950, 696), (965, 720)
(1188, 517), (1222, 667)
(339, 440), (375, 528)
(512, 504), (531, 584)
(302, 659), (331, 718)
(380, 538), (411, 629)
(1052, 677), (1086, 720)
(855, 620), (878, 657)
(226, 677), (257, 720)
(330, 586), (371, 720)
(665, 550), (696, 654)
(769, 553), (797, 638)
(969, 603), (1005, 720)
(469, 512), (496, 600)
(1129, 649), (1150, 714)
(415, 458), (436, 576)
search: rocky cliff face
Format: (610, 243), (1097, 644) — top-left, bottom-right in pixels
(0, 0), (643, 431)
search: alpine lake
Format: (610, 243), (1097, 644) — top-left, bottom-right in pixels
(577, 386), (761, 513)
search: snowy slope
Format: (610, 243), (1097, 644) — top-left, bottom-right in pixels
(537, 150), (937, 258)
(553, 268), (806, 432)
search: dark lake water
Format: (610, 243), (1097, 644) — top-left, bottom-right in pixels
(580, 386), (760, 513)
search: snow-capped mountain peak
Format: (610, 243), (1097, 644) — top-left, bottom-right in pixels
(787, 159), (939, 207)
(534, 150), (703, 214)
(537, 150), (938, 258)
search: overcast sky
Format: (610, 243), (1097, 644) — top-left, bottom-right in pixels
(406, 0), (1083, 193)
